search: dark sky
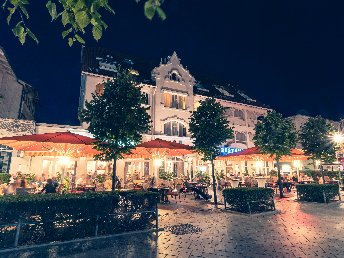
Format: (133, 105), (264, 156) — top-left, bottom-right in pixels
(1, 0), (344, 125)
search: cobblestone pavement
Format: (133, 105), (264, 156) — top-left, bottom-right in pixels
(5, 190), (344, 258)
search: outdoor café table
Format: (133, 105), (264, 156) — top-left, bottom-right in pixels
(148, 187), (170, 203)
(299, 180), (315, 184)
(282, 181), (293, 192)
(188, 182), (198, 187)
(196, 184), (208, 195)
(77, 185), (96, 192)
(327, 180), (340, 185)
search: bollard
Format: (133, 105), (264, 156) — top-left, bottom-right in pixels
(338, 187), (342, 201)
(155, 203), (159, 233)
(14, 219), (21, 247)
(323, 190), (327, 204)
(247, 201), (251, 215)
(95, 215), (99, 237)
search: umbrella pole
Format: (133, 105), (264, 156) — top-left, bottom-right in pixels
(28, 156), (32, 174)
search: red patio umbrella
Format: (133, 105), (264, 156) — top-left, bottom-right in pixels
(124, 138), (193, 158)
(217, 147), (308, 162)
(0, 131), (99, 157)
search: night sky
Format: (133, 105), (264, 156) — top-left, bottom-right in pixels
(1, 0), (344, 125)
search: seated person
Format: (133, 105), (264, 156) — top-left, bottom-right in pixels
(149, 176), (156, 187)
(41, 179), (57, 194)
(76, 177), (85, 187)
(15, 179), (32, 195)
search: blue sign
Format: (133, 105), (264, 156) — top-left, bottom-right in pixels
(220, 147), (243, 156)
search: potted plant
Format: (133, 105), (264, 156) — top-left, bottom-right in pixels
(255, 176), (267, 188)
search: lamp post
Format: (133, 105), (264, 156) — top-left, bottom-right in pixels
(293, 160), (301, 181)
(332, 132), (344, 182)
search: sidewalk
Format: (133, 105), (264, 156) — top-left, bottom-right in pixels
(3, 190), (344, 258)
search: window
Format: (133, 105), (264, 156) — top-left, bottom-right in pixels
(235, 132), (246, 143)
(164, 121), (187, 137)
(95, 83), (104, 95)
(142, 92), (149, 105)
(163, 92), (186, 110)
(194, 101), (200, 110)
(169, 70), (181, 82)
(234, 109), (245, 120)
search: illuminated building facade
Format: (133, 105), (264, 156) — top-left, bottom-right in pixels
(79, 47), (270, 179)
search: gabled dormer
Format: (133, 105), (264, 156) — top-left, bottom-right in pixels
(152, 52), (195, 94)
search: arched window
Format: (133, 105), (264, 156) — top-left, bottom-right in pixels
(234, 109), (245, 120)
(164, 121), (187, 137)
(142, 92), (149, 105)
(95, 83), (104, 95)
(235, 132), (246, 143)
(169, 70), (181, 82)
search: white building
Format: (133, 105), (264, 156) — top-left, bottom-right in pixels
(79, 47), (270, 181)
(0, 47), (38, 120)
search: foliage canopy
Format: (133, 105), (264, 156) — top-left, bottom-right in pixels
(189, 97), (233, 161)
(299, 116), (337, 164)
(253, 110), (297, 161)
(79, 68), (151, 161)
(2, 0), (166, 45)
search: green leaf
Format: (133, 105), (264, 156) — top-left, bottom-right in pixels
(7, 7), (16, 24)
(46, 1), (57, 20)
(19, 4), (29, 19)
(73, 0), (85, 12)
(156, 6), (166, 20)
(62, 27), (72, 38)
(26, 28), (38, 43)
(92, 25), (102, 41)
(104, 2), (115, 15)
(144, 0), (155, 20)
(2, 0), (8, 9)
(61, 11), (70, 26)
(75, 10), (90, 29)
(68, 37), (74, 47)
(18, 31), (26, 44)
(12, 21), (24, 36)
(75, 34), (85, 44)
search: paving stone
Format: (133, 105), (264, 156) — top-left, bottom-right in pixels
(4, 190), (344, 258)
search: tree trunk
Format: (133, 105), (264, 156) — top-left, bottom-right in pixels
(320, 164), (325, 184)
(112, 159), (117, 191)
(276, 159), (284, 198)
(211, 158), (217, 206)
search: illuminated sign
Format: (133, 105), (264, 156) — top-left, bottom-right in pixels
(220, 147), (244, 156)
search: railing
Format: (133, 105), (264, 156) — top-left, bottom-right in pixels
(0, 203), (159, 249)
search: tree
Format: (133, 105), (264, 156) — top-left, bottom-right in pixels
(79, 68), (151, 191)
(253, 110), (297, 198)
(189, 97), (234, 205)
(2, 0), (166, 45)
(299, 116), (337, 182)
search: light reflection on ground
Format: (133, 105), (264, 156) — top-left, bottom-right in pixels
(5, 190), (344, 258)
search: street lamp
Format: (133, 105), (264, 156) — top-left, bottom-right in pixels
(331, 132), (344, 181)
(333, 132), (344, 145)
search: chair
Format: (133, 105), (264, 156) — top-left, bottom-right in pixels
(182, 181), (195, 197)
(16, 187), (35, 195)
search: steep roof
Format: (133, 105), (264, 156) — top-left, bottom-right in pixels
(193, 82), (268, 108)
(81, 46), (269, 109)
(0, 46), (16, 78)
(81, 46), (155, 84)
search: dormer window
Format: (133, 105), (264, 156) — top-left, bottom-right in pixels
(169, 69), (181, 82)
(95, 83), (104, 95)
(142, 92), (150, 105)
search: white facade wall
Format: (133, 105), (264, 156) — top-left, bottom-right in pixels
(80, 52), (270, 149)
(0, 48), (37, 120)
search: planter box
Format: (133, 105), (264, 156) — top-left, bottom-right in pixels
(256, 178), (267, 188)
(230, 179), (240, 188)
